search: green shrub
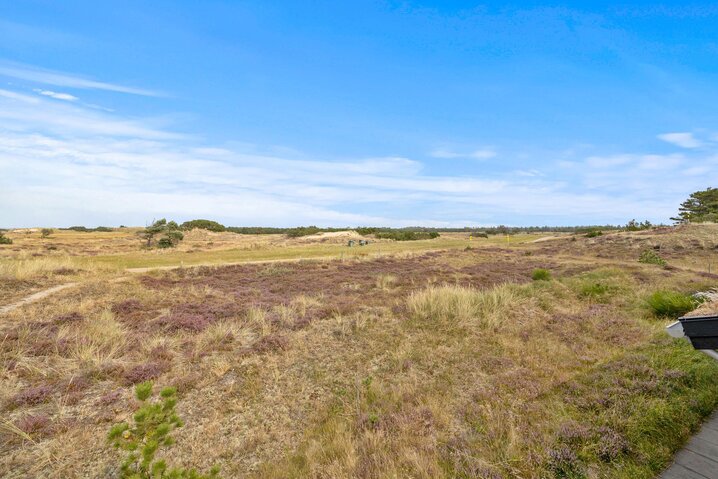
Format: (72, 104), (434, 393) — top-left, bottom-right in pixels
(646, 291), (698, 318)
(532, 268), (551, 281)
(40, 228), (53, 238)
(180, 219), (226, 232)
(625, 219), (652, 231)
(0, 232), (12, 245)
(584, 230), (602, 238)
(108, 382), (221, 479)
(638, 249), (667, 267)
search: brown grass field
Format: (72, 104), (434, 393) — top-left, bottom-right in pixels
(2, 225), (718, 478)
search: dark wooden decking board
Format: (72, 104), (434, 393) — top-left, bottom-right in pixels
(660, 412), (718, 479)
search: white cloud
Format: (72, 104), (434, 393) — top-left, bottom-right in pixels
(430, 147), (496, 160)
(1, 81), (716, 227)
(471, 149), (497, 159)
(657, 132), (702, 148)
(33, 89), (78, 101)
(0, 89), (181, 139)
(0, 62), (161, 96)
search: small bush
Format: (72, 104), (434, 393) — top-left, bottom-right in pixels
(584, 230), (602, 238)
(532, 268), (551, 281)
(646, 291), (698, 318)
(0, 232), (12, 244)
(40, 228), (53, 238)
(108, 381), (221, 478)
(638, 249), (667, 267)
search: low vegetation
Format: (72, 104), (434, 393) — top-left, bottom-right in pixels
(625, 219), (653, 231)
(1, 222), (718, 478)
(108, 382), (220, 479)
(374, 230), (440, 241)
(0, 232), (12, 245)
(532, 268), (551, 281)
(63, 226), (114, 232)
(639, 249), (667, 267)
(646, 290), (699, 318)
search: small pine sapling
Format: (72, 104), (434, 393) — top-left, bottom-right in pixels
(108, 381), (220, 478)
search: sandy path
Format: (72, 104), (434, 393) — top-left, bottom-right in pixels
(0, 283), (78, 315)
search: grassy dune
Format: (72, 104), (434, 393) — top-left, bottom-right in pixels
(1, 227), (718, 478)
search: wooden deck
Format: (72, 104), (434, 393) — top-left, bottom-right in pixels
(660, 412), (718, 479)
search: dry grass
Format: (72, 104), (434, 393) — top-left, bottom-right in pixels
(407, 283), (523, 330)
(1, 226), (718, 478)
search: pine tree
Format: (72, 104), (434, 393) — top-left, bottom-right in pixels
(671, 187), (718, 223)
(108, 382), (221, 479)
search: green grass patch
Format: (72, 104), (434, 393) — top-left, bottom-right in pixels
(566, 269), (628, 303)
(639, 249), (667, 267)
(646, 291), (698, 318)
(544, 338), (718, 478)
(532, 268), (552, 281)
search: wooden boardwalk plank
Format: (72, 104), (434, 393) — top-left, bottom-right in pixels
(661, 463), (711, 479)
(672, 449), (718, 478)
(660, 413), (718, 479)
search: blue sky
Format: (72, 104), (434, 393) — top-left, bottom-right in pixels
(2, 1), (718, 227)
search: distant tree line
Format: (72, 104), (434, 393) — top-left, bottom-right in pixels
(62, 226), (115, 232)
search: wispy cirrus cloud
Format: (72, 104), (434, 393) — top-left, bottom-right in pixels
(0, 61), (161, 97)
(34, 89), (78, 101)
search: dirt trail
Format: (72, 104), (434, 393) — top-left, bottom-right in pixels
(0, 283), (78, 315)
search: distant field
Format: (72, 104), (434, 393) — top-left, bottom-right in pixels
(1, 225), (718, 478)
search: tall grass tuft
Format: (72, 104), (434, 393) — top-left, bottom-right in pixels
(406, 284), (520, 329)
(646, 290), (698, 318)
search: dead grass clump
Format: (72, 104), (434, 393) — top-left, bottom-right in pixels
(407, 283), (522, 330)
(53, 312), (84, 324)
(15, 413), (52, 436)
(0, 255), (77, 280)
(110, 298), (143, 315)
(251, 334), (289, 354)
(375, 273), (397, 290)
(10, 384), (54, 407)
(122, 361), (170, 385)
(66, 309), (126, 365)
(97, 389), (123, 406)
